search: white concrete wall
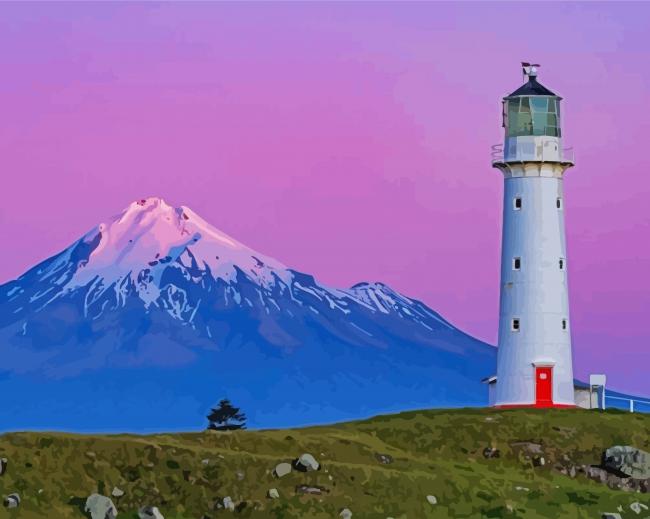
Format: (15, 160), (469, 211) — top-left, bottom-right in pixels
(574, 388), (592, 409)
(505, 136), (562, 162)
(494, 170), (575, 406)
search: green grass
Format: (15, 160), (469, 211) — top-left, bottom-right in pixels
(1, 408), (649, 518)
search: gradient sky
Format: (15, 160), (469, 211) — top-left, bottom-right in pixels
(1, 2), (648, 397)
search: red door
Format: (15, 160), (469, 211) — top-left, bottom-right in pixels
(535, 367), (553, 406)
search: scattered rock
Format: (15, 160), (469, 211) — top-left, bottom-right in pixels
(630, 502), (649, 514)
(426, 495), (437, 505)
(267, 488), (280, 499)
(85, 451), (97, 459)
(515, 486), (530, 492)
(201, 459), (210, 466)
(139, 506), (165, 519)
(582, 464), (649, 492)
(482, 447), (500, 459)
(295, 453), (320, 472)
(0, 458), (7, 475)
(601, 514), (622, 519)
(532, 456), (545, 467)
(340, 508), (353, 519)
(223, 497), (235, 512)
(84, 494), (117, 519)
(296, 485), (329, 496)
(510, 441), (543, 455)
(3, 493), (20, 509)
(111, 487), (125, 498)
(603, 446), (650, 479)
(236, 470), (245, 481)
(274, 462), (292, 478)
(374, 453), (394, 464)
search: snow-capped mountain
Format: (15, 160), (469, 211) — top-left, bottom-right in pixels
(0, 197), (495, 431)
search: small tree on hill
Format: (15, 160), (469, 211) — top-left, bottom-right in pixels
(206, 399), (247, 431)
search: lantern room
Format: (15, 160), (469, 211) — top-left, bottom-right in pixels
(500, 67), (570, 164)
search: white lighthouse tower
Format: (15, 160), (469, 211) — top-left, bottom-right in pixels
(492, 64), (575, 408)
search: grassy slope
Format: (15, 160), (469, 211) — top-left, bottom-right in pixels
(0, 408), (649, 519)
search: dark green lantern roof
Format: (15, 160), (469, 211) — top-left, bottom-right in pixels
(508, 76), (558, 98)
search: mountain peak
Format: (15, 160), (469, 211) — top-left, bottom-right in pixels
(67, 197), (289, 291)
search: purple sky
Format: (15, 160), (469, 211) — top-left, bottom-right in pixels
(1, 3), (648, 396)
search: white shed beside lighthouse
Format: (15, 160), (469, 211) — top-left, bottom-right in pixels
(491, 65), (575, 408)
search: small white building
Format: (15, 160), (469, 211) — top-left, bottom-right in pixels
(489, 64), (576, 408)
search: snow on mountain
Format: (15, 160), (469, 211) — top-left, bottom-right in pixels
(0, 197), (496, 431)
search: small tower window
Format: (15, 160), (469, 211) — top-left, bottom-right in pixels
(559, 258), (565, 270)
(557, 197), (562, 209)
(514, 197), (522, 210)
(513, 257), (521, 270)
(511, 318), (520, 332)
(562, 319), (568, 330)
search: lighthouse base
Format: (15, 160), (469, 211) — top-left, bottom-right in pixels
(494, 403), (576, 409)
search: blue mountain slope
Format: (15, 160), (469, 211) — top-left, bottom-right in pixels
(0, 198), (496, 431)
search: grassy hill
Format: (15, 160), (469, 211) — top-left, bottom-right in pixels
(0, 408), (649, 518)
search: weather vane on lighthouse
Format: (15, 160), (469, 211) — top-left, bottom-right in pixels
(489, 64), (576, 408)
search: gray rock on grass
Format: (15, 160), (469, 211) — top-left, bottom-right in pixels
(111, 487), (125, 498)
(340, 508), (353, 518)
(274, 462), (292, 478)
(84, 494), (117, 519)
(3, 493), (20, 509)
(295, 453), (319, 472)
(139, 506), (165, 519)
(630, 501), (649, 514)
(267, 488), (280, 499)
(426, 495), (437, 505)
(223, 496), (235, 511)
(603, 446), (650, 479)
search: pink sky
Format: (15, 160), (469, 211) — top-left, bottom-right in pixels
(0, 3), (648, 396)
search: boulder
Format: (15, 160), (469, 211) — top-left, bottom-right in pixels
(630, 502), (649, 514)
(274, 462), (292, 478)
(0, 458), (7, 475)
(3, 493), (20, 509)
(510, 441), (543, 455)
(223, 496), (235, 512)
(426, 495), (437, 505)
(267, 488), (280, 499)
(296, 485), (329, 495)
(84, 494), (117, 519)
(482, 447), (500, 459)
(111, 487), (125, 498)
(340, 508), (353, 518)
(139, 506), (165, 519)
(603, 446), (650, 479)
(295, 453), (320, 472)
(374, 453), (394, 464)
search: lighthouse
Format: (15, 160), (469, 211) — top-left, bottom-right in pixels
(491, 64), (575, 408)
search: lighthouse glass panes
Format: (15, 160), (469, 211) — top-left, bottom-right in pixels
(507, 97), (560, 137)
